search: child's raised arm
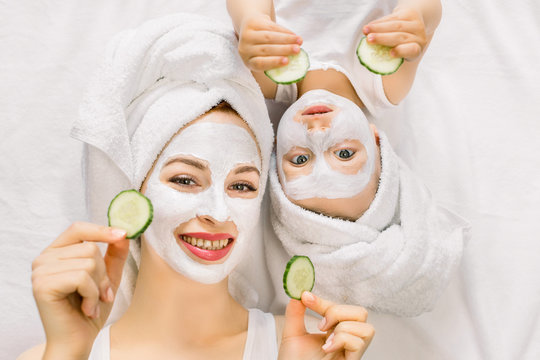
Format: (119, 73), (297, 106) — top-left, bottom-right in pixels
(363, 0), (442, 104)
(226, 0), (303, 98)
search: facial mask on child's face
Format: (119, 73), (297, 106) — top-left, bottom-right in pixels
(143, 122), (261, 284)
(276, 89), (376, 200)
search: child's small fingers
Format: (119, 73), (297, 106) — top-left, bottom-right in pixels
(392, 42), (422, 59)
(363, 20), (419, 35)
(247, 56), (288, 71)
(367, 13), (398, 25)
(251, 44), (300, 57)
(366, 31), (420, 47)
(251, 30), (302, 46)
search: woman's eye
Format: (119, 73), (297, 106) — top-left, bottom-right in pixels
(291, 154), (310, 165)
(334, 149), (355, 160)
(230, 182), (257, 192)
(169, 176), (197, 186)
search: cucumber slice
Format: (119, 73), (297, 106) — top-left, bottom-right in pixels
(356, 36), (403, 75)
(107, 190), (153, 239)
(283, 255), (315, 300)
(265, 49), (310, 84)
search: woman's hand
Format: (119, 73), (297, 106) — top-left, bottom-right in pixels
(237, 13), (302, 72)
(278, 291), (375, 360)
(31, 222), (129, 359)
(363, 7), (428, 61)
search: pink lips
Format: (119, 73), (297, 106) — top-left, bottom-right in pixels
(178, 232), (234, 262)
(302, 105), (333, 116)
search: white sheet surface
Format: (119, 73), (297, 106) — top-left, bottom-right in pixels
(1, 1), (539, 359)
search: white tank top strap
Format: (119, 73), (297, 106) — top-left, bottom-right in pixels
(88, 324), (111, 360)
(243, 308), (278, 360)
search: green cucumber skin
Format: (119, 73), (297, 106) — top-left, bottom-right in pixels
(283, 255), (315, 300)
(356, 36), (404, 76)
(107, 189), (154, 239)
(265, 49), (310, 85)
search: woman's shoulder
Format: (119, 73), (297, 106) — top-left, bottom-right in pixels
(17, 343), (45, 360)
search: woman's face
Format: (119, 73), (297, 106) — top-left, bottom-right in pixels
(277, 90), (381, 221)
(140, 109), (262, 284)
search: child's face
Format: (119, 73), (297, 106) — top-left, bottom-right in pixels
(277, 90), (381, 221)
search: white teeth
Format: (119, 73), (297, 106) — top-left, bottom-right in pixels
(182, 236), (231, 251)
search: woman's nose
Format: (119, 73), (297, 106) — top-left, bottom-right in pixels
(196, 214), (220, 225)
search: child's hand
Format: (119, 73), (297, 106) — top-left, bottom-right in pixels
(363, 7), (427, 61)
(237, 14), (302, 72)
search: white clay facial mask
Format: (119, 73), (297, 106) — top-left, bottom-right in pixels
(144, 122), (261, 284)
(277, 89), (376, 200)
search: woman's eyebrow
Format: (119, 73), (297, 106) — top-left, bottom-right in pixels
(164, 157), (206, 170)
(234, 165), (260, 175)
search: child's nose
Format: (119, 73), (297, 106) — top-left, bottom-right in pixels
(304, 116), (332, 132)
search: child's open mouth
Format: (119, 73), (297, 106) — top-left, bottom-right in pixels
(177, 232), (235, 261)
(302, 105), (333, 116)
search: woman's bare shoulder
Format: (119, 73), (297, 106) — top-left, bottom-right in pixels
(17, 343), (45, 360)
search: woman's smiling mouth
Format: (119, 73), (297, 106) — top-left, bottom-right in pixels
(177, 232), (235, 261)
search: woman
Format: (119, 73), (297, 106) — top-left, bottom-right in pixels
(20, 13), (374, 360)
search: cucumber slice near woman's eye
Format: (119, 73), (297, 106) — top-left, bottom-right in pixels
(107, 190), (153, 239)
(356, 36), (403, 75)
(283, 255), (315, 300)
(265, 48), (310, 84)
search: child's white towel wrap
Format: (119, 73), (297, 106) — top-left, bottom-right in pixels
(70, 13), (274, 319)
(267, 132), (470, 316)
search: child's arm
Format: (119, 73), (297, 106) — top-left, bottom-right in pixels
(226, 0), (302, 99)
(363, 0), (442, 104)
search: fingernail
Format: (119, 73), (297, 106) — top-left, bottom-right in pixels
(111, 228), (127, 238)
(363, 26), (370, 34)
(322, 333), (334, 351)
(390, 49), (396, 57)
(302, 291), (315, 304)
(281, 57), (289, 64)
(106, 287), (115, 303)
(292, 45), (300, 53)
(296, 37), (303, 45)
(318, 316), (327, 331)
(368, 34), (375, 42)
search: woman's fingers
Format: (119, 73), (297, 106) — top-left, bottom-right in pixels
(34, 270), (101, 318)
(333, 321), (375, 342)
(282, 299), (307, 338)
(322, 331), (369, 359)
(103, 236), (130, 292)
(301, 292), (368, 331)
(33, 241), (116, 302)
(51, 221), (126, 248)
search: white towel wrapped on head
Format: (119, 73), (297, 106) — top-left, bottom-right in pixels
(267, 132), (470, 316)
(71, 13), (274, 319)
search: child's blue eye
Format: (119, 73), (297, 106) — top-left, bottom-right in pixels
(291, 154), (309, 165)
(335, 149), (355, 159)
